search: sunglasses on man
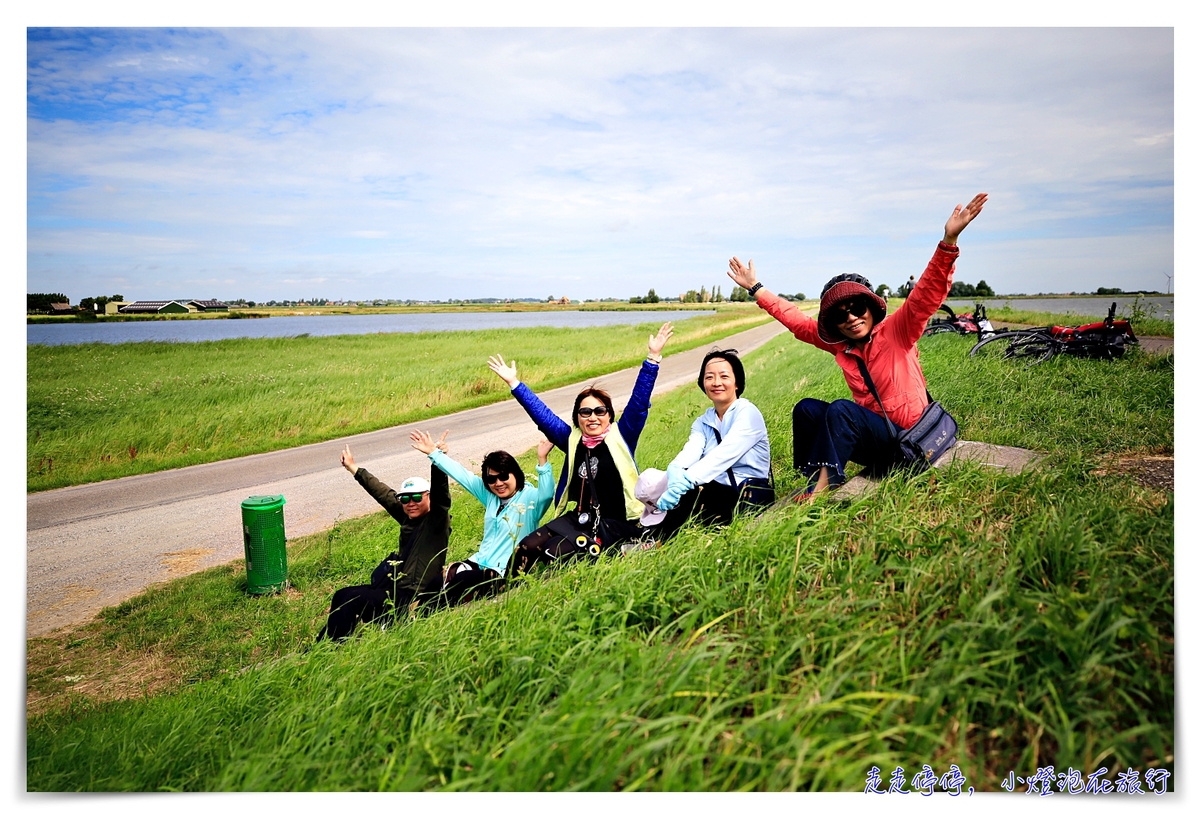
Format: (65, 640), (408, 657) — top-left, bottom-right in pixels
(483, 471), (512, 485)
(577, 406), (610, 418)
(398, 492), (427, 504)
(831, 297), (873, 324)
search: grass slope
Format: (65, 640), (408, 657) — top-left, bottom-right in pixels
(26, 333), (1173, 791)
(27, 311), (767, 492)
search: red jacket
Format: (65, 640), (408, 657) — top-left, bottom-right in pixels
(756, 242), (960, 429)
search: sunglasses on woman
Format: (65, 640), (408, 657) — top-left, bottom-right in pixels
(397, 492), (426, 504)
(483, 471), (512, 485)
(577, 406), (610, 418)
(831, 297), (873, 324)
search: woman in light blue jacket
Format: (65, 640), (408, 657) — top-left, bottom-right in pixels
(410, 430), (554, 606)
(650, 349), (772, 541)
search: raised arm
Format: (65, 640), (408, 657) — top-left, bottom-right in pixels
(412, 430), (491, 506)
(532, 443), (554, 518)
(889, 194), (987, 346)
(427, 432), (451, 515)
(727, 257), (840, 352)
(488, 354), (572, 450)
(617, 321), (673, 451)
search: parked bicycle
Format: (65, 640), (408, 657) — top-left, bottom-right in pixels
(968, 302), (1138, 365)
(923, 302), (995, 340)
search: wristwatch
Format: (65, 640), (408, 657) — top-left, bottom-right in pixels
(747, 282), (764, 298)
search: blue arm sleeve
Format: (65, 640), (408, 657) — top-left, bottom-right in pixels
(512, 382), (573, 451)
(428, 450), (491, 507)
(617, 359), (660, 454)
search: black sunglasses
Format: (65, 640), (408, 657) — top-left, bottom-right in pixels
(577, 406), (610, 418)
(398, 492), (426, 504)
(831, 297), (873, 324)
(483, 471), (512, 485)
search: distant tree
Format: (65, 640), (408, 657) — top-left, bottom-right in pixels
(974, 280), (994, 297)
(111, 294), (124, 302)
(875, 283), (891, 298)
(730, 285), (749, 302)
(949, 281), (977, 298)
(28, 293), (68, 313)
(683, 289), (700, 303)
(646, 288), (659, 303)
(711, 285), (724, 303)
(699, 285), (710, 303)
(1097, 286), (1124, 295)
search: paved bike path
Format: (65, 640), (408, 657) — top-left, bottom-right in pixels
(26, 321), (787, 637)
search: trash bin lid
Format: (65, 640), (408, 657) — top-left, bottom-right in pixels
(242, 494), (286, 510)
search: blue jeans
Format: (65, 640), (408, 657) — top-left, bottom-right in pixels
(792, 398), (898, 489)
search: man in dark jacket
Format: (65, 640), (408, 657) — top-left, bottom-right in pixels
(317, 440), (451, 641)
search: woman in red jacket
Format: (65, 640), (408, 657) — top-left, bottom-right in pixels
(726, 193), (987, 495)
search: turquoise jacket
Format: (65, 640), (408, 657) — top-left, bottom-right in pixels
(429, 450), (554, 574)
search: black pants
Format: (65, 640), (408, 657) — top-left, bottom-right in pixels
(512, 514), (643, 574)
(318, 583), (416, 642)
(650, 481), (739, 542)
(435, 560), (503, 608)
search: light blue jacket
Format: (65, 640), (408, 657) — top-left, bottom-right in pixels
(429, 449), (554, 574)
(669, 398), (771, 487)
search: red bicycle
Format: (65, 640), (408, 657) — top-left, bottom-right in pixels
(924, 302), (995, 340)
(968, 302), (1138, 364)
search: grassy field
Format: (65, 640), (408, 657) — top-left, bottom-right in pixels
(27, 310), (768, 492)
(26, 331), (1172, 791)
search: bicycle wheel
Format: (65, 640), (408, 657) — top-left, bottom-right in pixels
(969, 330), (1057, 364)
(923, 323), (960, 337)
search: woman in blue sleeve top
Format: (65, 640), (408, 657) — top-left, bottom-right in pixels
(486, 322), (674, 569)
(410, 430), (555, 607)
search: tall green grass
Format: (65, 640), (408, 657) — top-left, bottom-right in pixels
(26, 333), (1172, 791)
(27, 312), (768, 491)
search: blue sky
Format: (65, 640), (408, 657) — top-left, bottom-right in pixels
(26, 27), (1174, 303)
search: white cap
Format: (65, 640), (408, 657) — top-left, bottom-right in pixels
(398, 476), (431, 494)
(635, 468), (670, 526)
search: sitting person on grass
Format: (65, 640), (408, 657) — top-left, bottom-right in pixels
(317, 440), (451, 642)
(645, 348), (773, 543)
(726, 192), (988, 497)
(410, 429), (555, 607)
(488, 322), (675, 569)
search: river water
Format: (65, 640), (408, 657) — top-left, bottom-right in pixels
(27, 309), (709, 347)
(943, 295), (1173, 321)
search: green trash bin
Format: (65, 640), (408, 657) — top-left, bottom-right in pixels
(241, 494), (288, 594)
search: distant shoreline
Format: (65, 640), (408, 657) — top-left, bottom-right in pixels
(26, 302), (737, 324)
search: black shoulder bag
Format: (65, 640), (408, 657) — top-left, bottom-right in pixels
(712, 428), (776, 512)
(853, 357), (958, 471)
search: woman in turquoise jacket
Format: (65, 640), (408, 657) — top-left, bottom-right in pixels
(410, 429), (555, 606)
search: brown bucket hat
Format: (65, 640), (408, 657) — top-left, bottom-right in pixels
(817, 273), (888, 343)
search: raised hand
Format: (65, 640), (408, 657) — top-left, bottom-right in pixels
(943, 193), (988, 245)
(537, 436), (554, 465)
(410, 429), (438, 455)
(648, 322), (674, 358)
(727, 256), (758, 291)
(340, 445), (357, 473)
(434, 430), (449, 454)
(487, 354), (519, 388)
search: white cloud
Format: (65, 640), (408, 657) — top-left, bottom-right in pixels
(26, 27), (1173, 301)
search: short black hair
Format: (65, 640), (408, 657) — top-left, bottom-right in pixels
(571, 386), (616, 428)
(697, 348), (746, 397)
(481, 450), (525, 491)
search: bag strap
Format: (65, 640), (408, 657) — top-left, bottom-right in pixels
(712, 427), (738, 488)
(853, 356), (900, 441)
(577, 442), (603, 535)
(712, 425), (774, 488)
